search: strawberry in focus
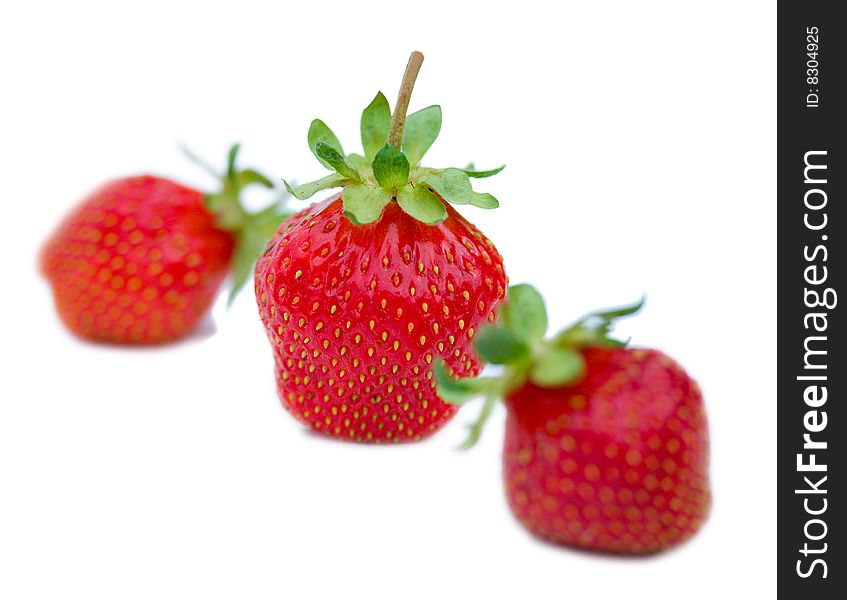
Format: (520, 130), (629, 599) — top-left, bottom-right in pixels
(436, 285), (711, 553)
(41, 145), (288, 344)
(255, 52), (507, 442)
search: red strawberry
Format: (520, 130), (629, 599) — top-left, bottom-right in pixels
(436, 285), (711, 553)
(41, 145), (288, 344)
(503, 347), (710, 553)
(255, 52), (507, 442)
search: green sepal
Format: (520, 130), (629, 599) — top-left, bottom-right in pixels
(442, 288), (648, 451)
(469, 193), (499, 209)
(419, 169), (471, 204)
(226, 143), (241, 179)
(237, 168), (275, 189)
(308, 119), (344, 169)
(341, 183), (391, 225)
(464, 165), (505, 178)
(502, 284), (548, 344)
(434, 362), (502, 449)
(250, 202), (292, 239)
(360, 92), (391, 161)
(228, 226), (267, 306)
(372, 144), (410, 190)
(474, 326), (531, 364)
(588, 297), (646, 320)
(182, 143), (292, 305)
(529, 347), (586, 388)
(555, 295), (646, 348)
(228, 193), (294, 304)
(397, 185), (447, 224)
(315, 142), (360, 180)
(204, 192), (244, 230)
(284, 173), (346, 201)
(419, 168), (499, 209)
(347, 153), (368, 170)
(458, 394), (497, 450)
(402, 105), (441, 166)
(433, 361), (493, 405)
(193, 143), (278, 231)
(180, 143), (219, 178)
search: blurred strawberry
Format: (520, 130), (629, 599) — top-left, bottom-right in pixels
(436, 285), (711, 553)
(41, 145), (288, 343)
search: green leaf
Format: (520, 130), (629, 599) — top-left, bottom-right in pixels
(315, 142), (360, 180)
(341, 184), (391, 225)
(529, 348), (586, 388)
(308, 119), (344, 169)
(433, 361), (489, 405)
(284, 173), (345, 201)
(397, 186), (447, 224)
(419, 168), (499, 209)
(402, 105), (441, 166)
(464, 165), (505, 178)
(503, 284), (548, 344)
(372, 144), (410, 190)
(236, 168), (274, 189)
(360, 92), (391, 161)
(474, 326), (530, 365)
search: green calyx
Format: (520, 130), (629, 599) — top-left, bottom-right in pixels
(284, 51), (503, 226)
(435, 284), (645, 448)
(183, 143), (292, 304)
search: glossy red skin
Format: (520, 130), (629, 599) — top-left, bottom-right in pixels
(41, 176), (234, 344)
(255, 193), (507, 442)
(503, 347), (710, 554)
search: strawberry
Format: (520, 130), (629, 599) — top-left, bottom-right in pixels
(254, 52), (507, 442)
(41, 145), (288, 344)
(436, 285), (711, 553)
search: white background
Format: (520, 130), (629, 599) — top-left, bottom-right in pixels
(0, 1), (775, 598)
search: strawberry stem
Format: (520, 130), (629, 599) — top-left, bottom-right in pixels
(387, 51), (424, 148)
